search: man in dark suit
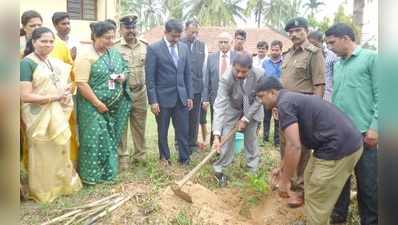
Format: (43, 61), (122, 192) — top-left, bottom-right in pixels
(145, 19), (193, 166)
(180, 20), (207, 153)
(202, 32), (236, 146)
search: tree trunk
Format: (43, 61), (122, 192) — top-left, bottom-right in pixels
(353, 0), (365, 43)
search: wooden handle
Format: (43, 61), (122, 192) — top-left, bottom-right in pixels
(176, 126), (239, 188)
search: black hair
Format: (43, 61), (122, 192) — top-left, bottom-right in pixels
(23, 27), (54, 57)
(234, 29), (247, 39)
(104, 19), (117, 27)
(232, 52), (252, 69)
(165, 19), (183, 33)
(20, 10), (42, 36)
(257, 41), (268, 49)
(308, 30), (324, 42)
(185, 19), (199, 28)
(325, 23), (356, 42)
(89, 21), (116, 41)
(270, 40), (283, 49)
(52, 12), (69, 25)
(255, 76), (283, 93)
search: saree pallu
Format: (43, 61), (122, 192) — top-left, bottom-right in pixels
(77, 48), (132, 184)
(21, 56), (82, 203)
(20, 37), (79, 170)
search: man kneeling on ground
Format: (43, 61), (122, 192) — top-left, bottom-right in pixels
(255, 76), (363, 225)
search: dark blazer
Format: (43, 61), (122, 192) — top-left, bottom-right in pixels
(180, 37), (206, 94)
(202, 51), (237, 105)
(145, 39), (193, 108)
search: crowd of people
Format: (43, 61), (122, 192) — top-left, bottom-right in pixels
(20, 10), (378, 225)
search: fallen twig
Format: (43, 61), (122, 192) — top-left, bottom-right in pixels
(60, 193), (121, 212)
(74, 201), (115, 224)
(41, 208), (82, 225)
(84, 195), (132, 225)
(42, 193), (131, 225)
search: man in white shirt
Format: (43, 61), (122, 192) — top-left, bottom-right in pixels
(252, 41), (269, 69)
(202, 32), (237, 146)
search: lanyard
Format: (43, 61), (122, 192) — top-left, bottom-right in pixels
(101, 50), (115, 73)
(94, 47), (115, 74)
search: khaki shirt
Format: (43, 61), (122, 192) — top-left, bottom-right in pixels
(114, 38), (147, 88)
(281, 41), (325, 94)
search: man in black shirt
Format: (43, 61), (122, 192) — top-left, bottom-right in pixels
(255, 76), (363, 225)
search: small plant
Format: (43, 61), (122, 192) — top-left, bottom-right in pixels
(172, 209), (192, 225)
(246, 171), (269, 194)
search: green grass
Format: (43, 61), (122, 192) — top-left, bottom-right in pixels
(20, 113), (361, 224)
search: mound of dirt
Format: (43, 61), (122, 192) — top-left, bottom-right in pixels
(96, 179), (304, 225)
(250, 191), (305, 225)
(159, 182), (304, 225)
(160, 182), (253, 225)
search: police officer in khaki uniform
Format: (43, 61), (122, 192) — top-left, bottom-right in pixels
(276, 17), (325, 207)
(114, 15), (148, 170)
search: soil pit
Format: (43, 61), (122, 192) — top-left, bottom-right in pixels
(159, 182), (304, 225)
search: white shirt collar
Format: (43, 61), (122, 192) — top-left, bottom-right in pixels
(164, 37), (176, 48)
(220, 50), (230, 58)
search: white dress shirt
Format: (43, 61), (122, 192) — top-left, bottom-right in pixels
(163, 37), (179, 57)
(218, 51), (231, 77)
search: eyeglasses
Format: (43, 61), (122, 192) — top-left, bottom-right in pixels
(219, 41), (229, 44)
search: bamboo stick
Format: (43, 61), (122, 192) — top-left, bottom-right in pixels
(61, 193), (121, 211)
(84, 195), (132, 225)
(41, 208), (82, 225)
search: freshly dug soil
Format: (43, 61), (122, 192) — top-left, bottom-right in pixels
(159, 182), (304, 225)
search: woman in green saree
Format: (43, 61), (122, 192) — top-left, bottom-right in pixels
(20, 27), (82, 203)
(75, 21), (132, 185)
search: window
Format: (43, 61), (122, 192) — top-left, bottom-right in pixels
(67, 0), (97, 21)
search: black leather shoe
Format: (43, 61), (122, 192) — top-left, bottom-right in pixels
(180, 159), (190, 166)
(215, 172), (228, 187)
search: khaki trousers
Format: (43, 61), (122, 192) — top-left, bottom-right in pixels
(304, 146), (363, 225)
(118, 86), (147, 161)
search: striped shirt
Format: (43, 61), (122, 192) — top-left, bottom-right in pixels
(323, 48), (338, 102)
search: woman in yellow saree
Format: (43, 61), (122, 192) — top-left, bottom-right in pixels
(20, 11), (79, 175)
(20, 27), (82, 203)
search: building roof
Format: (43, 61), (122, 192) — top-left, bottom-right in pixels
(142, 26), (292, 54)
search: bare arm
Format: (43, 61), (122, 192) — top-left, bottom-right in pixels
(20, 82), (63, 104)
(281, 122), (301, 181)
(76, 82), (101, 106)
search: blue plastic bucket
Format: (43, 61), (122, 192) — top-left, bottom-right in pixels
(234, 132), (244, 154)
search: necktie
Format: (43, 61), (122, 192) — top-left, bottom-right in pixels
(170, 45), (179, 67)
(220, 53), (227, 76)
(242, 79), (250, 115)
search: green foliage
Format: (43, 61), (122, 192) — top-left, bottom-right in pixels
(120, 0), (165, 32)
(307, 15), (331, 32)
(245, 0), (267, 27)
(173, 209), (192, 225)
(184, 0), (246, 26)
(246, 170), (269, 193)
(303, 0), (325, 17)
(166, 0), (184, 20)
(334, 4), (361, 41)
(261, 0), (304, 30)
